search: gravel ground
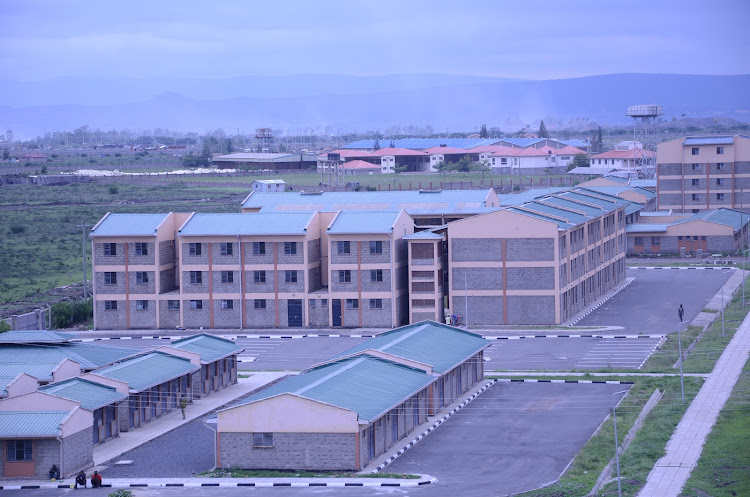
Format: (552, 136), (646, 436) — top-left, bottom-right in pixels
(100, 416), (216, 478)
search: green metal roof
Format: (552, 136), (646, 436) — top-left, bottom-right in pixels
(506, 207), (575, 230)
(62, 343), (139, 368)
(626, 224), (669, 233)
(40, 378), (127, 411)
(0, 363), (58, 382)
(231, 355), (435, 422)
(676, 208), (749, 231)
(0, 411), (69, 437)
(334, 321), (488, 374)
(582, 185), (656, 200)
(0, 343), (135, 372)
(95, 352), (199, 391)
(327, 211), (403, 234)
(90, 213), (170, 237)
(170, 334), (243, 363)
(178, 212), (314, 236)
(0, 331), (76, 344)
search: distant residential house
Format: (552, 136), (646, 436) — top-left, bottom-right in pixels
(589, 148), (655, 172)
(21, 153), (47, 162)
(251, 179), (286, 192)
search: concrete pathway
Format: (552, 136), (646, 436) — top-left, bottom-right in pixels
(93, 372), (288, 465)
(691, 269), (748, 329)
(485, 371), (710, 378)
(638, 303), (750, 497)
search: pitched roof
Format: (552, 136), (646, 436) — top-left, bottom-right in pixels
(327, 211), (404, 234)
(253, 179), (285, 184)
(170, 334), (244, 363)
(683, 136), (737, 146)
(0, 343), (137, 371)
(403, 230), (444, 240)
(341, 138), (501, 150)
(497, 187), (571, 206)
(590, 149), (655, 159)
(342, 159), (380, 170)
(94, 352), (199, 391)
(90, 213), (170, 237)
(369, 148), (428, 157)
(0, 331), (76, 344)
(178, 212), (315, 236)
(40, 378), (127, 410)
(0, 411), (69, 437)
(676, 208), (750, 231)
(333, 321), (488, 374)
(229, 355), (435, 422)
(423, 146), (473, 155)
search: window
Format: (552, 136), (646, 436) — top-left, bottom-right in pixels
(254, 299), (266, 309)
(189, 271), (203, 284)
(692, 164), (700, 171)
(221, 271), (234, 283)
(651, 237), (660, 245)
(252, 242), (265, 255)
(135, 242), (148, 256)
(189, 243), (202, 256)
(717, 193), (725, 201)
(220, 243), (233, 256)
(104, 272), (117, 285)
(309, 299), (316, 307)
(717, 146), (725, 155)
(321, 299), (328, 306)
(103, 243), (116, 256)
(693, 209), (700, 213)
(370, 299), (383, 309)
(339, 270), (351, 283)
(6, 440), (32, 462)
(345, 299), (359, 309)
(221, 299), (234, 310)
(691, 178), (699, 186)
(253, 271), (266, 283)
(338, 241), (350, 254)
(369, 241), (383, 254)
(717, 162), (725, 170)
(371, 269), (383, 282)
(635, 237), (644, 245)
(283, 242), (297, 255)
(692, 194), (700, 201)
(285, 270), (298, 283)
(190, 300), (203, 310)
(104, 300), (118, 310)
(692, 147), (699, 155)
(136, 300), (148, 311)
(252, 433), (273, 447)
(500, 157), (507, 165)
(136, 272), (149, 284)
(716, 178), (723, 186)
(167, 300), (180, 310)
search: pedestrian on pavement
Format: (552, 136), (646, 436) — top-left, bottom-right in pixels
(48, 464), (60, 480)
(678, 304), (685, 322)
(179, 395), (188, 419)
(74, 471), (86, 489)
(90, 470), (102, 488)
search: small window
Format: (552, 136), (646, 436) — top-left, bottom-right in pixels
(220, 243), (233, 256)
(692, 164), (700, 171)
(189, 300), (203, 310)
(167, 300), (180, 310)
(252, 242), (265, 255)
(369, 241), (383, 254)
(221, 271), (234, 283)
(135, 242), (148, 256)
(253, 271), (266, 283)
(500, 157), (507, 165)
(651, 237), (660, 245)
(309, 299), (316, 307)
(321, 299), (328, 306)
(678, 236), (683, 241)
(338, 241), (351, 254)
(693, 236), (699, 241)
(253, 432), (273, 447)
(190, 271), (203, 284)
(221, 299), (234, 310)
(692, 147), (699, 155)
(105, 300), (118, 310)
(285, 270), (298, 283)
(701, 236), (707, 240)
(717, 162), (725, 170)
(370, 299), (383, 309)
(254, 299), (266, 309)
(339, 270), (351, 283)
(692, 209), (700, 213)
(6, 440), (33, 462)
(371, 269), (383, 282)
(716, 178), (722, 186)
(136, 272), (149, 284)
(345, 299), (359, 309)
(189, 243), (202, 256)
(136, 300), (149, 310)
(717, 193), (725, 201)
(283, 242), (297, 255)
(692, 194), (700, 201)
(103, 243), (117, 256)
(635, 237), (644, 245)
(691, 178), (699, 186)
(717, 146), (724, 155)
(104, 272), (117, 285)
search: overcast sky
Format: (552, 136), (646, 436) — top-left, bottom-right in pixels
(2, 0), (749, 81)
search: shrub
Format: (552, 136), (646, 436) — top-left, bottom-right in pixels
(109, 185), (119, 194)
(41, 165), (47, 174)
(51, 299), (92, 329)
(10, 225), (25, 234)
(108, 490), (134, 497)
(0, 321), (10, 333)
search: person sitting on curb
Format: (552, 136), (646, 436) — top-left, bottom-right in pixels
(74, 471), (86, 489)
(48, 464), (60, 480)
(90, 471), (102, 488)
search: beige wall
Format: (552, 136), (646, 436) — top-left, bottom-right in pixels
(657, 137), (687, 164)
(52, 359), (81, 382)
(80, 373), (130, 395)
(5, 374), (38, 398)
(155, 346), (202, 366)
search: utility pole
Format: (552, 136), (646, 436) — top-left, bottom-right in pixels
(74, 223), (91, 299)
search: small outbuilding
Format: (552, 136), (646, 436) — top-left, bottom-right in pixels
(251, 179), (286, 192)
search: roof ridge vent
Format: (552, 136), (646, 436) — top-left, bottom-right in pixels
(299, 191), (324, 195)
(419, 189), (442, 193)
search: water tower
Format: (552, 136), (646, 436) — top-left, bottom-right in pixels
(626, 104), (662, 177)
(255, 128), (273, 153)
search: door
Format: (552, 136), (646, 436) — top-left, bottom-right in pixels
(332, 299), (342, 327)
(287, 299), (303, 327)
(367, 427), (376, 461)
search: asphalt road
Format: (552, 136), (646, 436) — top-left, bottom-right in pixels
(577, 267), (733, 333)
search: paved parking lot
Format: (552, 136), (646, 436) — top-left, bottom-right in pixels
(386, 381), (629, 496)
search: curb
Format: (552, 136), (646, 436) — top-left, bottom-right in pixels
(483, 334), (663, 340)
(495, 378), (634, 385)
(631, 266), (734, 270)
(371, 380), (497, 473)
(71, 334), (375, 343)
(568, 278), (635, 326)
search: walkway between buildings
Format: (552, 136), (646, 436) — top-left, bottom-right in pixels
(93, 372), (288, 466)
(637, 302), (750, 497)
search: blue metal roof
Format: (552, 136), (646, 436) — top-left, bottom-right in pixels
(179, 212), (315, 236)
(683, 136), (735, 146)
(522, 200), (592, 224)
(627, 224), (669, 233)
(341, 138), (502, 150)
(327, 211), (402, 234)
(403, 230), (444, 240)
(90, 213), (170, 237)
(625, 203), (644, 216)
(581, 185), (656, 200)
(506, 207), (574, 229)
(498, 138), (546, 147)
(496, 187), (570, 206)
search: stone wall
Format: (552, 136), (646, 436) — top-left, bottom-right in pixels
(96, 271), (126, 294)
(452, 295), (503, 325)
(452, 267), (501, 290)
(330, 269), (360, 292)
(307, 267), (322, 292)
(245, 270), (275, 293)
(361, 298), (392, 327)
(211, 242), (239, 265)
(277, 242), (304, 265)
(159, 268), (176, 293)
(361, 240), (390, 264)
(246, 300), (276, 327)
(507, 295), (556, 324)
(505, 238), (554, 261)
(307, 239), (321, 264)
(361, 269), (391, 293)
(277, 270), (305, 293)
(506, 267), (555, 290)
(95, 300), (126, 329)
(183, 300), (210, 328)
(182, 243), (208, 265)
(159, 300), (181, 329)
(451, 238), (501, 261)
(128, 242), (155, 266)
(159, 240), (175, 265)
(94, 242), (125, 265)
(182, 271), (209, 294)
(212, 271), (240, 294)
(213, 300), (241, 328)
(61, 429), (94, 477)
(129, 299), (156, 328)
(308, 300), (329, 327)
(129, 271), (156, 294)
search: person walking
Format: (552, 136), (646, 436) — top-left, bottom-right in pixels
(179, 395), (188, 419)
(678, 304), (685, 322)
(90, 470), (102, 488)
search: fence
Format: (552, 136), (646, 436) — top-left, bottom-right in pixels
(4, 308), (49, 331)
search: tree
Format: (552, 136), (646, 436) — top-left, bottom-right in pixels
(569, 153), (589, 171)
(434, 160), (451, 172)
(538, 120), (549, 138)
(591, 126), (604, 153)
(225, 139), (233, 154)
(394, 163), (408, 174)
(456, 155), (473, 172)
(2, 148), (9, 160)
(479, 124), (489, 138)
(373, 138), (381, 150)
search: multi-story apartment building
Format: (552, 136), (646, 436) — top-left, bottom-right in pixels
(657, 135), (750, 212)
(406, 188), (628, 325)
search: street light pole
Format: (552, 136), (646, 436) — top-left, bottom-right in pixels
(612, 390), (628, 497)
(677, 320), (685, 404)
(722, 285), (725, 337)
(74, 223), (91, 299)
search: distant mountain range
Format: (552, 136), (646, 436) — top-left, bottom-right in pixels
(1, 73), (748, 138)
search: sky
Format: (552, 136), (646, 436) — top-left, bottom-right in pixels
(1, 0), (749, 81)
